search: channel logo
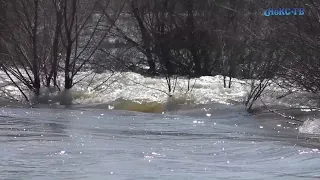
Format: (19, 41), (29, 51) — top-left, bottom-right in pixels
(264, 8), (304, 16)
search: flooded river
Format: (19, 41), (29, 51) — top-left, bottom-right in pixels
(0, 105), (319, 180)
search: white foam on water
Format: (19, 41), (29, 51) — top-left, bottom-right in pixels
(0, 70), (250, 106)
(71, 73), (250, 106)
(0, 70), (319, 131)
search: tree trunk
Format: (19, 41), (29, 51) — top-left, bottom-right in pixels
(131, 0), (156, 75)
(146, 51), (156, 75)
(185, 0), (201, 76)
(32, 0), (40, 96)
(47, 3), (63, 88)
(63, 0), (76, 90)
(64, 46), (73, 89)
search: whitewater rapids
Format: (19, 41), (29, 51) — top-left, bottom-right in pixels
(0, 70), (319, 134)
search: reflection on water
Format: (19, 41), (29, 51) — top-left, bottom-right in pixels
(0, 106), (319, 180)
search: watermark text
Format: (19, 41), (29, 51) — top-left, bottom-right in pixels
(264, 8), (304, 16)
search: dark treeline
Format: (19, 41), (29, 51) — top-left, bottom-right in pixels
(0, 0), (319, 110)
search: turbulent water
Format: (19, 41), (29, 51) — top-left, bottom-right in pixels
(0, 104), (319, 180)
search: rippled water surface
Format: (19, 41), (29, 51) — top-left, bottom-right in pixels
(0, 105), (319, 180)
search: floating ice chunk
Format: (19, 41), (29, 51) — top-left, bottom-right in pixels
(193, 120), (204, 124)
(59, 151), (66, 155)
(203, 108), (209, 111)
(298, 149), (320, 154)
(144, 155), (153, 159)
(299, 119), (320, 134)
(300, 106), (312, 112)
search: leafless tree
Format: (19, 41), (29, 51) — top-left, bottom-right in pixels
(0, 0), (124, 103)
